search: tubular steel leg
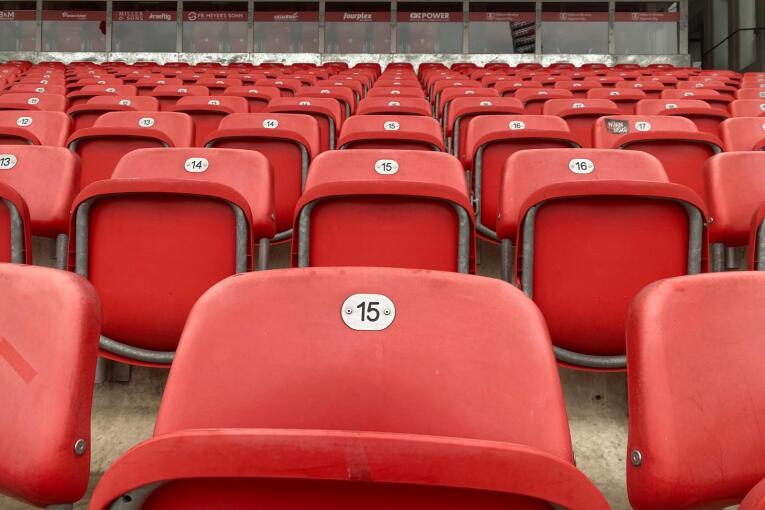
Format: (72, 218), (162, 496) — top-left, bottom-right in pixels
(55, 233), (68, 270)
(500, 238), (516, 285)
(710, 242), (725, 272)
(258, 238), (270, 270)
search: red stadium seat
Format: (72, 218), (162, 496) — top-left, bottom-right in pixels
(542, 99), (621, 147)
(367, 86), (425, 99)
(0, 93), (67, 112)
(0, 181), (30, 263)
(0, 146), (78, 266)
(0, 111), (71, 146)
(594, 115), (724, 204)
(337, 115), (444, 151)
(554, 80), (602, 98)
(497, 148), (705, 369)
(515, 88), (574, 114)
(315, 78), (364, 103)
(431, 79), (482, 110)
(8, 83), (67, 95)
(720, 117), (765, 151)
(0, 264), (99, 507)
(635, 99), (729, 136)
(255, 78), (303, 97)
(89, 266), (609, 510)
(736, 88), (765, 100)
(195, 78), (243, 94)
(66, 85), (138, 107)
(67, 111), (194, 191)
(135, 77), (183, 96)
(293, 151), (474, 272)
(69, 148), (275, 367)
(203, 113), (320, 240)
(627, 272), (765, 509)
(438, 87), (499, 120)
(265, 97), (342, 152)
(168, 96), (249, 147)
(147, 85), (210, 111)
(222, 86), (281, 113)
(730, 99), (765, 117)
(662, 89), (732, 112)
(68, 96), (160, 131)
(587, 88), (647, 115)
(357, 97), (432, 117)
(297, 86), (357, 119)
(445, 97), (524, 156)
(616, 81), (665, 98)
(462, 115), (580, 239)
(704, 152), (765, 270)
(493, 80), (544, 97)
(678, 79), (737, 99)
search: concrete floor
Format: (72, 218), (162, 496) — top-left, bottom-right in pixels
(2, 238), (633, 509)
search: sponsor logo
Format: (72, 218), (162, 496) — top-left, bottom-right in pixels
(273, 12), (299, 21)
(409, 12), (450, 21)
(343, 12), (372, 21)
(61, 11), (87, 20)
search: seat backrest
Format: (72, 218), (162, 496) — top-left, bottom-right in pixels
(71, 148), (275, 366)
(68, 111), (194, 190)
(0, 110), (71, 147)
(337, 115), (444, 151)
(514, 88), (574, 114)
(0, 146), (78, 237)
(293, 150), (474, 273)
(730, 99), (765, 117)
(497, 148), (703, 370)
(720, 117), (765, 151)
(9, 83), (67, 95)
(542, 99), (621, 147)
(204, 112), (320, 236)
(0, 264), (99, 507)
(297, 86), (357, 117)
(704, 152), (765, 247)
(68, 96), (160, 131)
(594, 114), (723, 203)
(168, 96), (249, 147)
(223, 86), (281, 112)
(587, 88), (647, 114)
(148, 85), (210, 110)
(0, 93), (67, 112)
(635, 98), (728, 136)
(367, 86), (424, 99)
(265, 97), (343, 152)
(662, 89), (732, 111)
(356, 96), (432, 117)
(736, 88), (765, 100)
(627, 272), (765, 510)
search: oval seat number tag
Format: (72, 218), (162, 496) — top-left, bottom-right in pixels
(184, 157), (208, 173)
(341, 294), (396, 331)
(383, 121), (400, 131)
(569, 158), (594, 174)
(263, 119), (279, 129)
(635, 121), (652, 131)
(16, 116), (32, 127)
(374, 159), (399, 175)
(27, 97), (39, 105)
(119, 99), (132, 106)
(138, 117), (155, 128)
(0, 154), (18, 170)
(509, 120), (526, 130)
(388, 101), (400, 106)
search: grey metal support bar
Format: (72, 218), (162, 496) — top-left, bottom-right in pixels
(462, 0), (469, 55)
(757, 219), (765, 270)
(710, 242), (725, 272)
(679, 0), (689, 56)
(55, 233), (68, 270)
(176, 0), (184, 55)
(105, 0), (113, 54)
(608, 0), (616, 55)
(390, 0), (397, 54)
(534, 0), (542, 56)
(247, 0), (255, 54)
(2, 198), (25, 264)
(34, 0), (43, 53)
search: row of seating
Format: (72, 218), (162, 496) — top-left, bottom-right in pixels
(2, 144), (765, 369)
(2, 263), (765, 509)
